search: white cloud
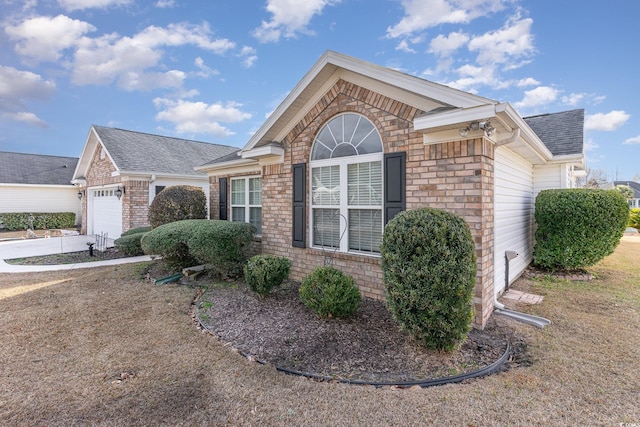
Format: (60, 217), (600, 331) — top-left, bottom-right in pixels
(0, 111), (47, 128)
(561, 92), (585, 106)
(624, 135), (640, 145)
(155, 0), (176, 7)
(252, 0), (339, 43)
(5, 14), (96, 62)
(193, 57), (219, 78)
(429, 31), (469, 56)
(57, 0), (132, 11)
(72, 22), (235, 90)
(238, 46), (258, 68)
(387, 0), (508, 38)
(467, 16), (534, 65)
(516, 77), (539, 87)
(514, 86), (558, 109)
(585, 110), (630, 131)
(153, 98), (252, 137)
(396, 40), (417, 53)
(583, 137), (599, 152)
(0, 66), (55, 127)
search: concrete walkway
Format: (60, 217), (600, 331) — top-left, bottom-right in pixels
(0, 235), (153, 273)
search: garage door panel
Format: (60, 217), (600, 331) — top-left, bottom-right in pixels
(90, 188), (122, 239)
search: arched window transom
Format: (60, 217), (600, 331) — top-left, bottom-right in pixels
(309, 113), (384, 254)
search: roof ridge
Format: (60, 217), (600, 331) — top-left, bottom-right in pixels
(92, 125), (236, 149)
(523, 108), (584, 120)
(0, 150), (79, 160)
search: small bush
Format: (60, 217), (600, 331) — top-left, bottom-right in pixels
(114, 232), (146, 256)
(629, 208), (640, 230)
(148, 185), (207, 228)
(380, 208), (476, 352)
(244, 255), (292, 297)
(299, 266), (360, 318)
(141, 219), (255, 275)
(534, 189), (629, 269)
(121, 226), (151, 237)
(0, 212), (76, 231)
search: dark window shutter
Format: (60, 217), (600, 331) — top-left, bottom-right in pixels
(218, 177), (228, 220)
(292, 163), (306, 248)
(384, 151), (406, 224)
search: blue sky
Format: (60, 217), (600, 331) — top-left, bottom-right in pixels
(1, 0), (638, 180)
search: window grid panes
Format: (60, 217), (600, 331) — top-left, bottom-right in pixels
(309, 113), (383, 254)
(230, 177), (261, 234)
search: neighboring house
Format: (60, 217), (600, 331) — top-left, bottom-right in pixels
(71, 125), (238, 239)
(613, 181), (640, 208)
(0, 151), (81, 225)
(196, 51), (585, 328)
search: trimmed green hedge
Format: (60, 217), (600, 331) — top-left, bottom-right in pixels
(629, 208), (640, 230)
(533, 189), (629, 269)
(114, 232), (146, 256)
(148, 185), (207, 229)
(0, 212), (76, 231)
(120, 226), (152, 237)
(141, 219), (255, 276)
(380, 207), (476, 351)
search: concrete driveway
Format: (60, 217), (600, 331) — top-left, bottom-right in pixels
(0, 235), (152, 273)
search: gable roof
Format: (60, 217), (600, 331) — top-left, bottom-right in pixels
(74, 126), (239, 180)
(614, 180), (640, 198)
(243, 50), (495, 152)
(0, 151), (78, 185)
(523, 109), (584, 156)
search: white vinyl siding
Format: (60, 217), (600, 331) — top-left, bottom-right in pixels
(0, 185), (81, 222)
(533, 163), (571, 197)
(494, 146), (534, 296)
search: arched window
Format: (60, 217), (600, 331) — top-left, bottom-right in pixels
(310, 113), (383, 254)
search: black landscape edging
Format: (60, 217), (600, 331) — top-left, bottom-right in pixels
(191, 292), (511, 389)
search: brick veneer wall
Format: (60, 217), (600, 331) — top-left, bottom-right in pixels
(210, 79), (496, 328)
(82, 145), (151, 235)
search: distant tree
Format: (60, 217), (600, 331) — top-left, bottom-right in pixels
(615, 185), (634, 200)
(578, 168), (609, 189)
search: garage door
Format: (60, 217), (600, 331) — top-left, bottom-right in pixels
(89, 188), (122, 239)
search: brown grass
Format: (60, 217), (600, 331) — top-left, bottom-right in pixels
(0, 238), (639, 426)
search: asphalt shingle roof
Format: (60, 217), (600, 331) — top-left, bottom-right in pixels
(0, 151), (78, 185)
(93, 125), (239, 176)
(523, 109), (584, 156)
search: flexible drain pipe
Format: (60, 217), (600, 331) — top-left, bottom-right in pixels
(494, 250), (551, 329)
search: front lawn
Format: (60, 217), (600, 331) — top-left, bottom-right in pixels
(0, 237), (638, 425)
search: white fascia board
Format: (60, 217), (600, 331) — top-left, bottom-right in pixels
(72, 126), (99, 180)
(71, 178), (87, 186)
(496, 103), (553, 162)
(0, 183), (76, 189)
(200, 163), (261, 178)
(241, 144), (284, 159)
(414, 104), (499, 131)
(117, 171), (208, 181)
(194, 158), (257, 173)
(546, 153), (585, 167)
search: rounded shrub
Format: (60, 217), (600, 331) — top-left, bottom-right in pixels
(120, 226), (152, 237)
(299, 266), (361, 318)
(244, 255), (292, 297)
(114, 232), (146, 256)
(141, 221), (198, 270)
(380, 207), (476, 352)
(148, 185), (207, 229)
(533, 189), (629, 270)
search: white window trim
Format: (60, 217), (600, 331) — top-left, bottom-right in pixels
(309, 152), (383, 254)
(230, 176), (262, 234)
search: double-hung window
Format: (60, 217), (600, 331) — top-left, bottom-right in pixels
(310, 113), (383, 254)
(231, 176), (262, 234)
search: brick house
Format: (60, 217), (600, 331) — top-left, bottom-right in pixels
(71, 125), (238, 239)
(196, 51), (584, 328)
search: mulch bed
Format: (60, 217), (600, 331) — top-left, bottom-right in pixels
(196, 280), (519, 384)
(5, 248), (126, 265)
